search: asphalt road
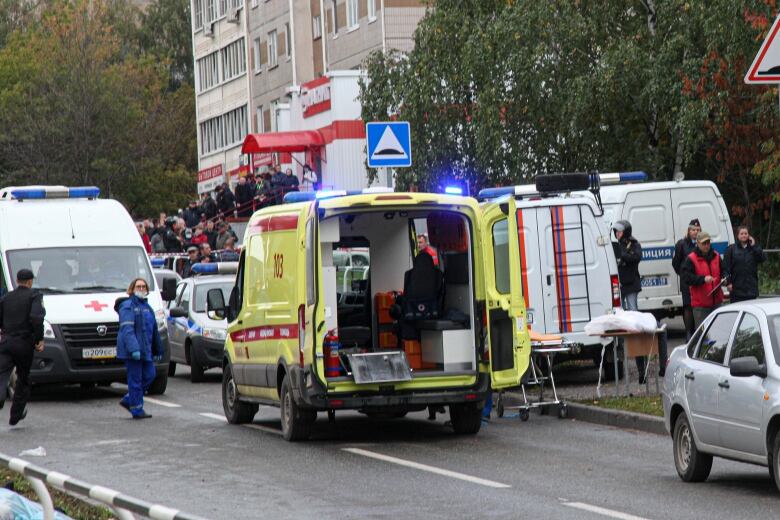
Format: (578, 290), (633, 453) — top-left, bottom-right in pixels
(2, 365), (779, 520)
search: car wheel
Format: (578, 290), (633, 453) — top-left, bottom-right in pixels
(167, 361), (176, 377)
(222, 365), (257, 424)
(279, 374), (315, 441)
(673, 414), (712, 482)
(771, 433), (780, 493)
(449, 403), (483, 435)
(147, 372), (168, 395)
(188, 343), (205, 383)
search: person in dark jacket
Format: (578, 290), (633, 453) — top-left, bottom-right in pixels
(181, 246), (201, 278)
(724, 225), (767, 303)
(201, 192), (218, 220)
(283, 168), (300, 192)
(672, 219), (701, 340)
(216, 184), (236, 218)
(183, 200), (201, 228)
(0, 269), (45, 425)
(613, 220), (648, 381)
(162, 218), (183, 253)
(234, 176), (254, 217)
(682, 232), (724, 328)
(115, 278), (162, 419)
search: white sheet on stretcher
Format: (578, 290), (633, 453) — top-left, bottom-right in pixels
(584, 309), (658, 336)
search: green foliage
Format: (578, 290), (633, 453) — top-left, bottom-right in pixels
(360, 0), (780, 238)
(138, 0), (195, 89)
(0, 0), (196, 216)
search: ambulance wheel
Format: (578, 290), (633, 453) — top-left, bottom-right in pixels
(147, 373), (168, 395)
(280, 375), (315, 441)
(449, 403), (482, 435)
(222, 365), (258, 424)
(167, 362), (176, 377)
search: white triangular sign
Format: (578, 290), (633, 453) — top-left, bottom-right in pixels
(370, 126), (408, 161)
(745, 14), (780, 84)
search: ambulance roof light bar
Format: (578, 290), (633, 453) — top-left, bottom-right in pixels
(5, 186), (101, 201)
(150, 258), (166, 268)
(191, 262), (238, 275)
(283, 187), (394, 204)
(477, 171), (647, 200)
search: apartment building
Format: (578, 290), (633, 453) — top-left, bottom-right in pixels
(193, 0), (425, 193)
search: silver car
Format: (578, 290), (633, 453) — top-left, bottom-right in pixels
(663, 299), (780, 490)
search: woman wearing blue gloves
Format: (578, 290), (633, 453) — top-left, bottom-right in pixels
(114, 278), (163, 419)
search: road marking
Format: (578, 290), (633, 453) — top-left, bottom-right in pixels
(342, 448), (511, 489)
(143, 397), (181, 408)
(200, 413), (228, 422)
(562, 502), (650, 520)
(243, 423), (283, 437)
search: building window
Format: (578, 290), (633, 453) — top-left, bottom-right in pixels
(367, 0), (375, 20)
(312, 15), (322, 39)
(256, 105), (264, 133)
(230, 0), (243, 8)
(200, 105), (248, 155)
(347, 0), (358, 29)
(285, 22), (291, 59)
(267, 30), (278, 67)
(221, 38), (246, 82)
(219, 0), (227, 17)
(205, 0), (217, 23)
(196, 51), (219, 92)
(193, 0), (204, 30)
(253, 38), (262, 72)
(270, 99), (279, 131)
(331, 0), (338, 35)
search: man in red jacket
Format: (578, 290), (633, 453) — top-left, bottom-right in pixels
(137, 223), (151, 254)
(681, 232), (724, 329)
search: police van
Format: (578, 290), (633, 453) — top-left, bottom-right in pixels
(0, 186), (170, 393)
(207, 189), (531, 440)
(478, 173), (623, 370)
(598, 179), (734, 317)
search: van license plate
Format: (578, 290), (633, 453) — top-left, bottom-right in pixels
(82, 347), (117, 359)
(641, 276), (669, 288)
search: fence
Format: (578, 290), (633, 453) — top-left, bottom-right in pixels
(0, 452), (208, 520)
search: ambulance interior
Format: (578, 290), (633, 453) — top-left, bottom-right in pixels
(319, 210), (477, 377)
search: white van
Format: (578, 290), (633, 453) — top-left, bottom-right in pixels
(0, 186), (170, 393)
(479, 175), (621, 366)
(598, 180), (734, 317)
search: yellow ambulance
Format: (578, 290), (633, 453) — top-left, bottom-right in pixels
(206, 189), (530, 441)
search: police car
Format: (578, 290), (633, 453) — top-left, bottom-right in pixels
(165, 263), (235, 382)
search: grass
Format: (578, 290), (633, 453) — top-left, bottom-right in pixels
(0, 468), (114, 519)
(578, 395), (664, 417)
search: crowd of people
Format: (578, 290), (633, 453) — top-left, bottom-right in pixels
(613, 217), (768, 383)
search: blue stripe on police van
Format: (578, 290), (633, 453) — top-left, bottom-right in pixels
(641, 241), (728, 261)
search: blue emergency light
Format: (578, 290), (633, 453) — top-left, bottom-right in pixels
(283, 188), (395, 204)
(191, 262), (238, 275)
(150, 258), (165, 268)
(10, 186), (100, 200)
(444, 186), (464, 195)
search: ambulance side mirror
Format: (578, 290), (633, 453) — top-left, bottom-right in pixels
(161, 278), (177, 302)
(207, 289), (226, 320)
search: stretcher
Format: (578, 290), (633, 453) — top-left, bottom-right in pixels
(496, 331), (572, 422)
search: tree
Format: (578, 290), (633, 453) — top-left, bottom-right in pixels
(138, 0), (195, 89)
(0, 0), (196, 216)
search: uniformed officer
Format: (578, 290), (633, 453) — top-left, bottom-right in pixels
(0, 269), (46, 425)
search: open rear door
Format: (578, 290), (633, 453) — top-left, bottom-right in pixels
(483, 198), (530, 390)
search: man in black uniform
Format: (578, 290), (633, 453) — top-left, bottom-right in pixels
(0, 269), (46, 425)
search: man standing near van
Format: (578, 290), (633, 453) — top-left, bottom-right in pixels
(0, 269), (46, 426)
(613, 220), (648, 381)
(682, 232), (724, 328)
(417, 234), (439, 267)
(672, 219), (701, 339)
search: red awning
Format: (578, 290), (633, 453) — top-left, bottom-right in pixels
(242, 130), (325, 154)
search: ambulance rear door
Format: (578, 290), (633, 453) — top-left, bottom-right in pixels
(483, 198), (529, 390)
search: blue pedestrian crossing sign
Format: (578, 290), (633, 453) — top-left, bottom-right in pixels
(366, 122), (412, 168)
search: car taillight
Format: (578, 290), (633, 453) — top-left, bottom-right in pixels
(611, 275), (621, 308)
(298, 304), (305, 367)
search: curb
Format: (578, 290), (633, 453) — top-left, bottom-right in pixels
(565, 402), (667, 435)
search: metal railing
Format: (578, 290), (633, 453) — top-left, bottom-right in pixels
(0, 452), (209, 520)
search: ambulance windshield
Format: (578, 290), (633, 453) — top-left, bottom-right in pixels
(6, 246), (153, 293)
